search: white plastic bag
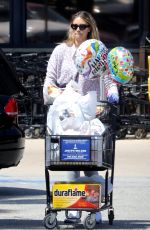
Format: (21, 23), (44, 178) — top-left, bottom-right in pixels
(90, 118), (106, 135)
(78, 91), (97, 121)
(47, 81), (98, 135)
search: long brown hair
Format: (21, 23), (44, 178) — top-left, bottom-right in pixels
(64, 11), (100, 45)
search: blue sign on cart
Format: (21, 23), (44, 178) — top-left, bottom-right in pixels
(60, 137), (91, 161)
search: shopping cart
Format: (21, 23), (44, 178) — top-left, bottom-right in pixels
(43, 101), (118, 229)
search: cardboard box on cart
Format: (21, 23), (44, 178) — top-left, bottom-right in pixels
(52, 182), (101, 209)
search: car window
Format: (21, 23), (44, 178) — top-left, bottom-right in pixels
(27, 3), (68, 23)
(0, 0), (10, 43)
(26, 2), (69, 45)
(0, 49), (27, 95)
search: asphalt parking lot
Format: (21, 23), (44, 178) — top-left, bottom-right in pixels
(0, 137), (150, 229)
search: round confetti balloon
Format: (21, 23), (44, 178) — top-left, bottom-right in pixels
(74, 39), (108, 79)
(107, 47), (134, 84)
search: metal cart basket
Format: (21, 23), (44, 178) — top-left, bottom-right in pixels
(43, 102), (117, 229)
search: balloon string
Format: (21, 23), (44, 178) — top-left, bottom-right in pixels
(74, 72), (79, 83)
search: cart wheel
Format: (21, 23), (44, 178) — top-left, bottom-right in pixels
(116, 128), (127, 139)
(25, 128), (33, 139)
(83, 214), (96, 229)
(134, 129), (147, 139)
(108, 210), (114, 225)
(127, 127), (135, 135)
(34, 128), (40, 138)
(43, 213), (57, 229)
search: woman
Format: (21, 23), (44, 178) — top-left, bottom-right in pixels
(43, 11), (118, 224)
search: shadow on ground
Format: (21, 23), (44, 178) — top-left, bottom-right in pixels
(0, 219), (149, 229)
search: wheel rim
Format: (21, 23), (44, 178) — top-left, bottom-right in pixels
(84, 215), (96, 229)
(135, 129), (147, 139)
(44, 214), (57, 229)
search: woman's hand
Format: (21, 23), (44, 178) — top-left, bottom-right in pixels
(107, 86), (119, 103)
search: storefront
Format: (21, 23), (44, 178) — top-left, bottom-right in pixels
(0, 0), (149, 49)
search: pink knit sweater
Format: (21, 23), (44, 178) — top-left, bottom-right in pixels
(43, 43), (118, 104)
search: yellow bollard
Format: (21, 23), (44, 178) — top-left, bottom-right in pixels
(148, 56), (150, 101)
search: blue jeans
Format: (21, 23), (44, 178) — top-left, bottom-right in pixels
(68, 171), (99, 181)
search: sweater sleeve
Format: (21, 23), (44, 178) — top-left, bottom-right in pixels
(103, 73), (119, 102)
(43, 45), (62, 105)
(103, 73), (117, 93)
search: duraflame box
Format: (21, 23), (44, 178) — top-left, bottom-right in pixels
(52, 183), (101, 209)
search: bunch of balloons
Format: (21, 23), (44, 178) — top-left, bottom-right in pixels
(74, 39), (134, 84)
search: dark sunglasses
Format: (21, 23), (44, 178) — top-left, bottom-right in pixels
(71, 24), (90, 31)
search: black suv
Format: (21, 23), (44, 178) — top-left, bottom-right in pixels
(0, 49), (27, 169)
